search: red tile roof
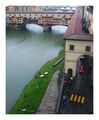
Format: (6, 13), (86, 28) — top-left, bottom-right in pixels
(63, 12), (93, 41)
(65, 34), (93, 41)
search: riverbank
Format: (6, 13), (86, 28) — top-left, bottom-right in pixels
(10, 49), (64, 114)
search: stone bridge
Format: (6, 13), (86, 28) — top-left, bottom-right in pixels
(6, 11), (74, 31)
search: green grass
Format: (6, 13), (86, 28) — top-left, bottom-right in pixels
(10, 49), (65, 114)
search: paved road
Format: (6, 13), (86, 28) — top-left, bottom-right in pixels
(59, 55), (93, 114)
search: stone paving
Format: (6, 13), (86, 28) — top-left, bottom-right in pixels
(37, 71), (59, 114)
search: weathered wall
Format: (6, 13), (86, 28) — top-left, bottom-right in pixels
(64, 40), (93, 76)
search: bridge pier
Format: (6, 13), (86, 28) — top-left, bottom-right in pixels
(43, 25), (51, 31)
(15, 23), (26, 31)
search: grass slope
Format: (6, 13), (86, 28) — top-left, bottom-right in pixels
(10, 49), (64, 114)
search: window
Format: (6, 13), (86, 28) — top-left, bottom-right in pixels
(69, 45), (74, 50)
(87, 6), (93, 14)
(86, 46), (91, 52)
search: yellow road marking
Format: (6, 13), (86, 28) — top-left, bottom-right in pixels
(70, 94), (74, 101)
(81, 97), (85, 104)
(74, 95), (77, 102)
(77, 96), (81, 103)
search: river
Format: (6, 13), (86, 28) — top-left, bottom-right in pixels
(6, 24), (67, 113)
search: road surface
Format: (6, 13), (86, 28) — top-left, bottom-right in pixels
(58, 55), (93, 114)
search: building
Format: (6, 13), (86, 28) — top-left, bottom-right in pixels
(7, 6), (15, 12)
(6, 6), (44, 12)
(63, 11), (93, 76)
(38, 16), (70, 25)
(83, 6), (93, 34)
(78, 6), (93, 34)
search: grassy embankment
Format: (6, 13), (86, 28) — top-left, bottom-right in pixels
(10, 49), (65, 114)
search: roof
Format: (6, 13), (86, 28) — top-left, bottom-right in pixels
(65, 34), (93, 41)
(63, 12), (93, 41)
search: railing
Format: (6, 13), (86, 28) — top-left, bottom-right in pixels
(56, 74), (65, 113)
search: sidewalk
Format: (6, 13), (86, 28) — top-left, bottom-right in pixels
(37, 71), (59, 114)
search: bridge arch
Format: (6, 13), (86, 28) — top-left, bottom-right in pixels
(26, 24), (43, 32)
(26, 23), (68, 32)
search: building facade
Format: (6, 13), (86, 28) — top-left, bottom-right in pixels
(63, 11), (93, 76)
(64, 39), (93, 76)
(6, 12), (73, 25)
(84, 6), (93, 34)
(78, 6), (93, 34)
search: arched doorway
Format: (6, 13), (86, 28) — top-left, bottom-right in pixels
(76, 55), (93, 75)
(67, 68), (73, 77)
